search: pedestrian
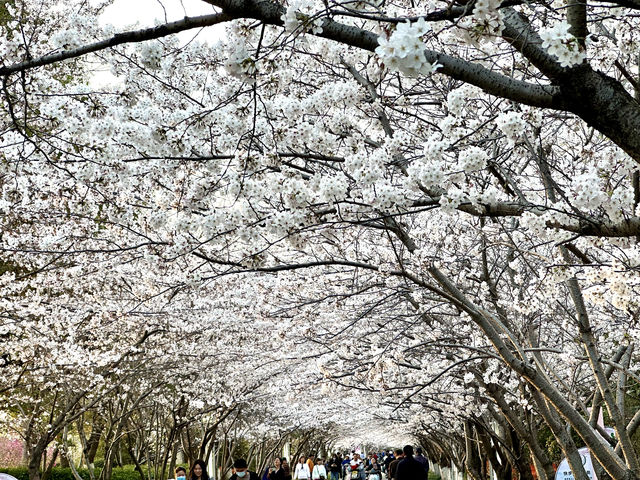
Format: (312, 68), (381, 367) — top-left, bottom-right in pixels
(312, 458), (327, 480)
(349, 454), (364, 480)
(328, 454), (341, 480)
(294, 456), (312, 480)
(383, 452), (393, 476)
(174, 467), (187, 480)
(267, 458), (285, 480)
(396, 446), (428, 480)
(388, 449), (404, 480)
(341, 455), (350, 479)
(189, 460), (209, 480)
(306, 455), (315, 477)
(415, 447), (430, 477)
(231, 458), (260, 480)
(282, 458), (292, 480)
(364, 458), (381, 480)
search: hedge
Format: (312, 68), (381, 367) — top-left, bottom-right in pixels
(0, 466), (147, 480)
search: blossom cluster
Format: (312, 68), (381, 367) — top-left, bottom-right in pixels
(447, 85), (480, 116)
(281, 0), (324, 34)
(375, 19), (441, 77)
(496, 111), (526, 145)
(570, 169), (607, 210)
(459, 146), (488, 173)
(472, 0), (504, 37)
(225, 44), (257, 82)
(139, 41), (163, 70)
(540, 21), (585, 67)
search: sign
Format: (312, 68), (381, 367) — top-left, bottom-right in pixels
(555, 448), (595, 480)
(554, 428), (615, 480)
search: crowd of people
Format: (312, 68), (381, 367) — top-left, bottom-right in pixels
(264, 446), (429, 480)
(170, 445), (430, 480)
(173, 458), (261, 480)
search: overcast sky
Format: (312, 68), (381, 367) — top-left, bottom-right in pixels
(90, 0), (225, 84)
(99, 0), (224, 43)
(101, 0), (217, 27)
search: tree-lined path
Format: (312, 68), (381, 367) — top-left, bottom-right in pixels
(2, 0), (640, 479)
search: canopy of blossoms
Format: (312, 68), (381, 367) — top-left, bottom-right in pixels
(2, 0), (640, 480)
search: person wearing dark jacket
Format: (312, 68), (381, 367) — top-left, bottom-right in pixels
(388, 449), (404, 480)
(282, 458), (292, 480)
(266, 457), (285, 480)
(415, 448), (430, 476)
(396, 446), (428, 480)
(231, 458), (260, 480)
(328, 455), (342, 480)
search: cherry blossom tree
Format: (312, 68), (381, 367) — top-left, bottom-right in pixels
(3, 0), (640, 479)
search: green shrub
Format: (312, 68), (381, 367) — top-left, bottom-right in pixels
(49, 468), (92, 480)
(0, 467), (29, 480)
(1, 465), (145, 480)
(110, 465), (144, 480)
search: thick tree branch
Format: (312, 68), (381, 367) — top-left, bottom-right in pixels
(203, 0), (561, 109)
(331, 0), (522, 23)
(0, 13), (231, 76)
(566, 0), (588, 44)
(591, 0), (640, 7)
(561, 258), (640, 473)
(205, 0), (640, 162)
(501, 8), (567, 79)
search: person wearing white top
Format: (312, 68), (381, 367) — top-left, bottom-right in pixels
(312, 459), (327, 480)
(349, 455), (364, 480)
(294, 457), (311, 480)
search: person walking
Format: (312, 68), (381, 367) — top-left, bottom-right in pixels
(388, 449), (404, 480)
(231, 458), (260, 480)
(267, 457), (285, 480)
(306, 456), (315, 477)
(328, 454), (341, 480)
(294, 456), (312, 480)
(341, 455), (350, 479)
(312, 458), (327, 480)
(189, 460), (209, 480)
(282, 458), (292, 480)
(383, 452), (393, 477)
(415, 448), (430, 477)
(396, 446), (428, 480)
(174, 467), (187, 480)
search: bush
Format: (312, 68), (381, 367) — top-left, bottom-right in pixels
(49, 469), (93, 480)
(0, 465), (145, 480)
(0, 467), (29, 480)
(110, 465), (145, 480)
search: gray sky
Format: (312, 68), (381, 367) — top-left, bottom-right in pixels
(99, 0), (224, 43)
(100, 0), (218, 27)
(91, 0), (225, 84)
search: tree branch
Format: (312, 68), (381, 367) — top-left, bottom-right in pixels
(202, 0), (561, 109)
(0, 13), (231, 76)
